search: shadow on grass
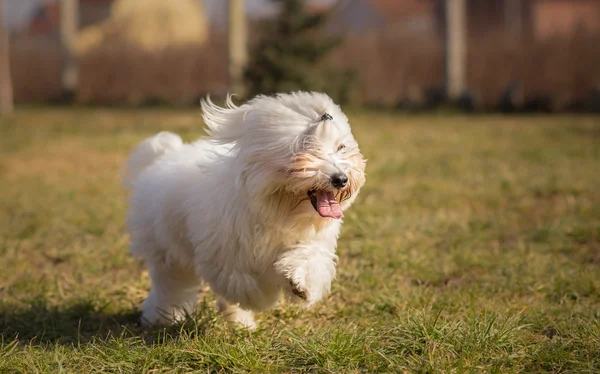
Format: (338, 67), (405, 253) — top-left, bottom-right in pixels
(0, 299), (217, 346)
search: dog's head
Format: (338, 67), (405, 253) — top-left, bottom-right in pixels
(202, 92), (366, 220)
(284, 110), (366, 220)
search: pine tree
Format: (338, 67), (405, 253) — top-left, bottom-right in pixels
(244, 0), (353, 102)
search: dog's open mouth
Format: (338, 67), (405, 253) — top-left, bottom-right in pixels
(307, 189), (344, 219)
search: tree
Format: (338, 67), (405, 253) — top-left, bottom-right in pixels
(244, 0), (353, 102)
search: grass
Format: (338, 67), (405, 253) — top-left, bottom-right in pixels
(0, 107), (599, 373)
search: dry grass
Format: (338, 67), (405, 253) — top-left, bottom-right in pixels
(0, 107), (599, 372)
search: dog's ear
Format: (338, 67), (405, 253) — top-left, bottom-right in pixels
(201, 94), (248, 143)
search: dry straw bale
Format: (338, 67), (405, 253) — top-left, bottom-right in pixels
(75, 0), (208, 55)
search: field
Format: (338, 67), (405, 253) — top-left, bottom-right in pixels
(0, 108), (599, 372)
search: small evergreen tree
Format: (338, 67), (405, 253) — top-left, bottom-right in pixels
(244, 0), (354, 102)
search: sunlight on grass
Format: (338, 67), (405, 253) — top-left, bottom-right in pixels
(1, 108), (599, 372)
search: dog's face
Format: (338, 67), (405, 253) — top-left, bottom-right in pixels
(283, 114), (366, 220)
(217, 93), (366, 221)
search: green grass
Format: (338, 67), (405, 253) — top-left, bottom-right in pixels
(1, 108), (599, 373)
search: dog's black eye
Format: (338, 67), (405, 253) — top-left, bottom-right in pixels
(337, 144), (345, 152)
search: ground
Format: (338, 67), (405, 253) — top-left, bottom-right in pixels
(0, 108), (599, 372)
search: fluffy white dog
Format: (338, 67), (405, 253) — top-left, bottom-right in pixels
(122, 92), (366, 328)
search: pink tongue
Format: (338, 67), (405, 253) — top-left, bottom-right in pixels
(315, 191), (344, 219)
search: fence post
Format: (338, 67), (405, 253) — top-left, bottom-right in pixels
(60, 0), (79, 95)
(445, 0), (467, 101)
(228, 0), (247, 97)
(0, 0), (13, 114)
(504, 0), (522, 40)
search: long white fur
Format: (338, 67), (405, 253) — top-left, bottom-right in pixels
(122, 92), (366, 328)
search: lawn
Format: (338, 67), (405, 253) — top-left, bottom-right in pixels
(0, 107), (599, 373)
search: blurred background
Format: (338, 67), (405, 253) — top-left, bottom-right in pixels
(1, 3), (599, 369)
(1, 0), (600, 112)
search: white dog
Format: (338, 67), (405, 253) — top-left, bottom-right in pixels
(122, 92), (366, 328)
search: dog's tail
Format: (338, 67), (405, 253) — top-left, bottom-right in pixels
(121, 131), (183, 190)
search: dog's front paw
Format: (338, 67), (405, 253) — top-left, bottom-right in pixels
(275, 248), (336, 307)
(289, 279), (308, 301)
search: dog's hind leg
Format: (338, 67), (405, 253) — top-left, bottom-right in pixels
(140, 263), (202, 327)
(216, 297), (256, 329)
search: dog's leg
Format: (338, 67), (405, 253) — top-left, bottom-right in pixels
(215, 297), (256, 329)
(140, 264), (202, 327)
(275, 246), (337, 307)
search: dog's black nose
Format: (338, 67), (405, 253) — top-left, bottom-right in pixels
(330, 172), (348, 189)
